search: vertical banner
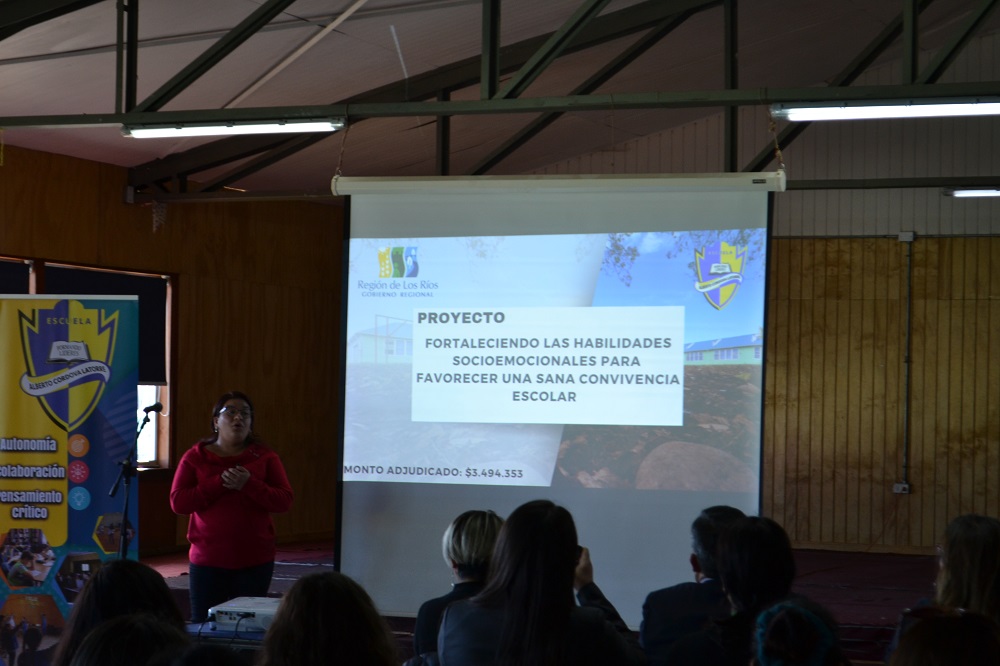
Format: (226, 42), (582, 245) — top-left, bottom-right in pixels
(0, 296), (138, 640)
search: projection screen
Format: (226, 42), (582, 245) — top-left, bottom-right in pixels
(336, 174), (781, 627)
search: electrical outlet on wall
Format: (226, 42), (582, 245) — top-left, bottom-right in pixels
(893, 482), (911, 494)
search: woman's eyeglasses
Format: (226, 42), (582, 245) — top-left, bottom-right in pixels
(219, 406), (252, 419)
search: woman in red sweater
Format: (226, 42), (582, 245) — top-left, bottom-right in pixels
(170, 391), (294, 622)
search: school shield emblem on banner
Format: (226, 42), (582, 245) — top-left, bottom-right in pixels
(18, 299), (117, 431)
(695, 241), (747, 310)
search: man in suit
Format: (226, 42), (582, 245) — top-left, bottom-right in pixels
(639, 505), (746, 665)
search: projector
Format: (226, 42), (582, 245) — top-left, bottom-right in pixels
(208, 597), (281, 632)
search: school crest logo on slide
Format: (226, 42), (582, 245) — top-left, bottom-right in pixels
(18, 300), (117, 431)
(695, 241), (747, 310)
(378, 246), (419, 278)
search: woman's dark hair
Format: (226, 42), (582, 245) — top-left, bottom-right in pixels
(256, 572), (398, 666)
(718, 516), (796, 617)
(890, 610), (1000, 666)
(52, 559), (186, 666)
(67, 613), (189, 666)
(201, 391), (259, 445)
(935, 513), (1000, 624)
(474, 499), (579, 666)
(23, 626), (43, 652)
(754, 597), (848, 666)
(691, 505), (746, 579)
(442, 509), (504, 580)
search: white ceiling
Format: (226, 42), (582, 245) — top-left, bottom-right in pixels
(0, 0), (997, 196)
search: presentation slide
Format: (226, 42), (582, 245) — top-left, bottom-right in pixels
(338, 176), (774, 627)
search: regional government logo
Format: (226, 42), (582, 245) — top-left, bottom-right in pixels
(18, 300), (117, 431)
(378, 246), (419, 278)
(694, 241), (747, 310)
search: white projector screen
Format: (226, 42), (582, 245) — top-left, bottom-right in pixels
(336, 175), (778, 628)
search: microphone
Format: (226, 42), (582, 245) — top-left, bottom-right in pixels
(143, 402), (163, 414)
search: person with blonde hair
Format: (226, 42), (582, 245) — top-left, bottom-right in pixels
(256, 572), (398, 666)
(885, 513), (1000, 662)
(413, 509), (504, 656)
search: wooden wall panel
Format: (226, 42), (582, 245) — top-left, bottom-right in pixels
(0, 146), (342, 553)
(766, 237), (1000, 553)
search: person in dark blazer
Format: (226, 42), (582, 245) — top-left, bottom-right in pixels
(640, 505), (746, 665)
(412, 509), (504, 657)
(662, 516), (797, 666)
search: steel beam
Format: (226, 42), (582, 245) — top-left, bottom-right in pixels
(126, 176), (1000, 204)
(343, 0), (718, 106)
(132, 0), (297, 113)
(723, 0), (738, 172)
(916, 0), (1000, 84)
(437, 90), (451, 176)
(743, 0), (934, 172)
(787, 176), (1000, 190)
(902, 0), (919, 83)
(495, 0), (614, 99)
(195, 135), (332, 192)
(124, 0), (719, 191)
(5, 81), (1000, 130)
(127, 135), (303, 188)
(481, 0), (501, 99)
(470, 9), (698, 174)
(0, 0), (103, 43)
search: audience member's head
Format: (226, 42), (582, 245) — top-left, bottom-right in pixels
(22, 626), (43, 652)
(52, 558), (186, 666)
(753, 597), (849, 666)
(890, 609), (1000, 666)
(690, 505), (746, 580)
(475, 499), (580, 666)
(717, 516), (796, 617)
(256, 571), (398, 666)
(934, 513), (1000, 623)
(67, 613), (190, 666)
(442, 509), (504, 581)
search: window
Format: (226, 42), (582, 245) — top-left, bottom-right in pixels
(713, 348), (739, 361)
(0, 258), (30, 293)
(136, 384), (160, 462)
(686, 351), (703, 361)
(1, 258), (174, 467)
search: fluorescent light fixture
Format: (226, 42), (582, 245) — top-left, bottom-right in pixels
(943, 188), (1000, 198)
(772, 100), (1000, 122)
(123, 118), (345, 138)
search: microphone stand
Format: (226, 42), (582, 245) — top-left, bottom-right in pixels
(109, 410), (151, 559)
